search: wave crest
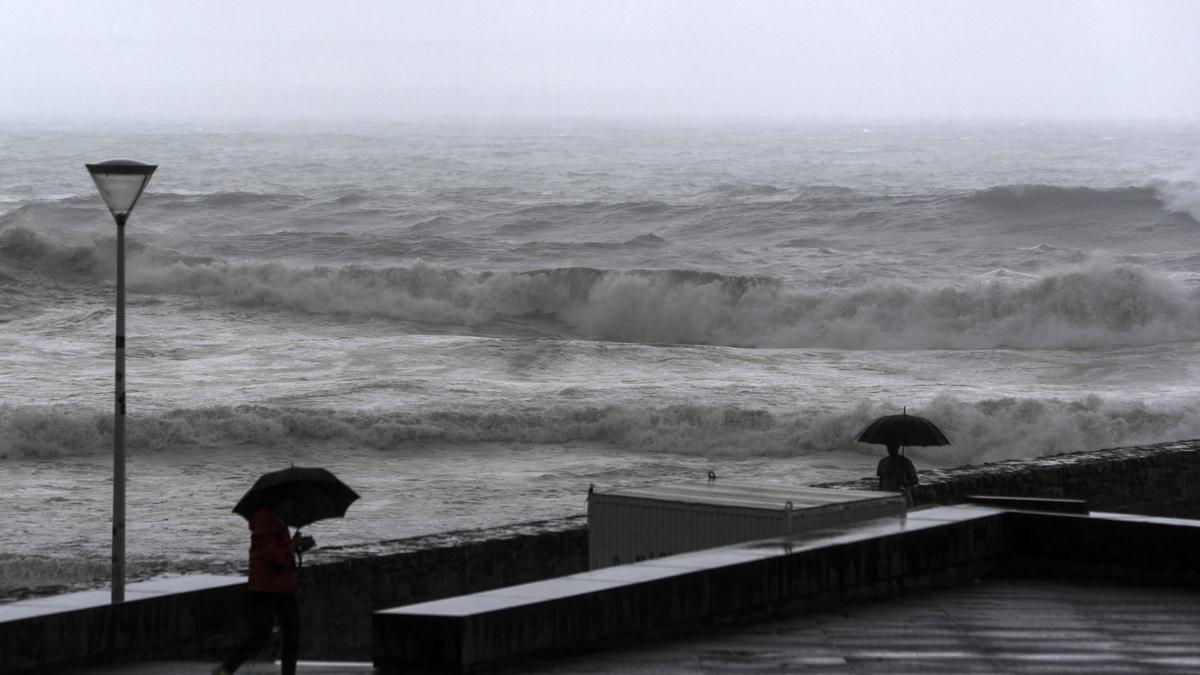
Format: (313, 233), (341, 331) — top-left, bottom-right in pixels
(1150, 174), (1200, 222)
(557, 263), (1200, 349)
(4, 395), (1199, 464)
(6, 229), (1199, 350)
(966, 184), (1162, 210)
(150, 190), (308, 210)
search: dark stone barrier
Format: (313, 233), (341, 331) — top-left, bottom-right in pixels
(1, 518), (585, 673)
(296, 516), (587, 658)
(0, 577), (248, 675)
(826, 439), (1200, 517)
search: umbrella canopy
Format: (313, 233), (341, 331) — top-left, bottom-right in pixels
(233, 466), (359, 529)
(856, 410), (951, 448)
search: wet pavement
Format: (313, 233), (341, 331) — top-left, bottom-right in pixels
(522, 577), (1200, 674)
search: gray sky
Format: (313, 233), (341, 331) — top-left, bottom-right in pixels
(3, 0), (1199, 122)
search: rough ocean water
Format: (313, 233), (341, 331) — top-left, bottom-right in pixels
(1, 119), (1199, 599)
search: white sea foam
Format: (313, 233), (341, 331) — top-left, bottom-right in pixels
(6, 227), (1197, 350)
(1151, 171), (1200, 222)
(128, 258), (1200, 350)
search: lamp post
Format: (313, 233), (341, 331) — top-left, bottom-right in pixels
(86, 159), (156, 603)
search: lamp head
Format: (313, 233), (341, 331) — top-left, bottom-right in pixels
(86, 160), (156, 221)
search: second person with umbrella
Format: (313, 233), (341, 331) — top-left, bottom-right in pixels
(877, 443), (919, 505)
(856, 408), (951, 507)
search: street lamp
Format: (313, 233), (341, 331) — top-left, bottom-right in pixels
(86, 159), (156, 603)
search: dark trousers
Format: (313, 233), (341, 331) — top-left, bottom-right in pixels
(222, 591), (299, 675)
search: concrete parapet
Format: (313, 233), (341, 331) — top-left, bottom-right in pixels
(0, 575), (246, 674)
(373, 507), (1007, 673)
(0, 517), (586, 673)
(372, 507), (1200, 673)
(297, 516), (587, 658)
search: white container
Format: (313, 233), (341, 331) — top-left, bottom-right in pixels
(588, 481), (905, 569)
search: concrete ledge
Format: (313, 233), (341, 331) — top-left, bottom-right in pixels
(373, 507), (1007, 673)
(0, 517), (588, 673)
(373, 506), (1200, 673)
(966, 494), (1089, 514)
(296, 516), (587, 658)
(0, 575), (246, 674)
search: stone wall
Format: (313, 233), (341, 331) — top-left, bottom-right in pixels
(2, 580), (249, 675)
(2, 518), (587, 672)
(294, 516), (588, 659)
(826, 440), (1200, 518)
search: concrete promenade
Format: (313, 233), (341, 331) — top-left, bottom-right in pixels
(520, 578), (1200, 674)
(10, 440), (1200, 673)
(65, 578), (1200, 673)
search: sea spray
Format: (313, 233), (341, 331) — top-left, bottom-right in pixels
(1150, 171), (1200, 222)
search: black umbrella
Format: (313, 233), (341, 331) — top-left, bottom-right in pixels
(856, 408), (951, 449)
(233, 466), (359, 529)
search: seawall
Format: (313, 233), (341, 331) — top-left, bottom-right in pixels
(5, 438), (1200, 671)
(825, 439), (1200, 518)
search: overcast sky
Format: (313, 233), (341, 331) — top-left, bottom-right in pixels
(3, 0), (1198, 122)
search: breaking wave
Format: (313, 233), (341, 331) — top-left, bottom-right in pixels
(965, 184), (1163, 210)
(4, 228), (1199, 350)
(120, 262), (1200, 350)
(1149, 174), (1200, 221)
(4, 395), (1199, 464)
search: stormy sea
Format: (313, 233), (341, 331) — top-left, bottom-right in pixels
(2, 119), (1198, 599)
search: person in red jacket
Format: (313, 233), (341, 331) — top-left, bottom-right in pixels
(214, 497), (313, 675)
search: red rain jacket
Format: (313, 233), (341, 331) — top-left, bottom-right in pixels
(247, 507), (298, 593)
